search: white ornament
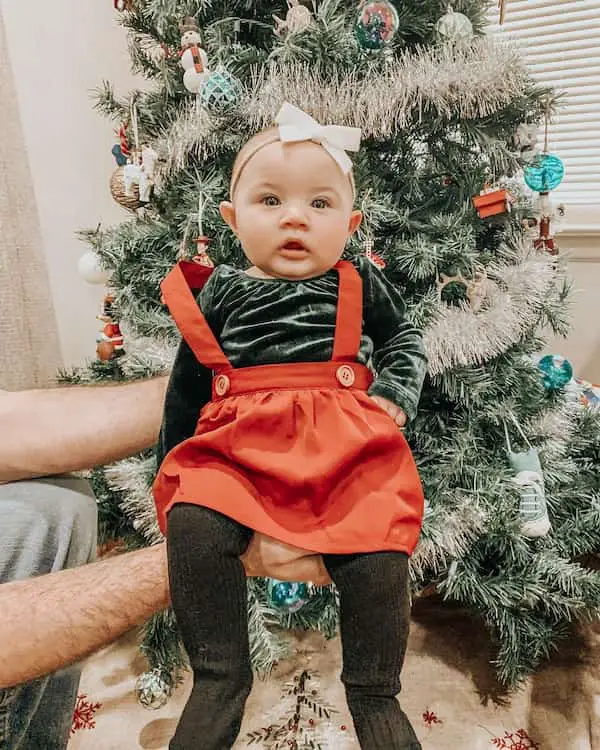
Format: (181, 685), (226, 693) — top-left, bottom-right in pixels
(436, 5), (474, 43)
(183, 67), (208, 94)
(273, 0), (313, 37)
(78, 251), (109, 284)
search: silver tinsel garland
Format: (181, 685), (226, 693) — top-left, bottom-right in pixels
(159, 37), (528, 178)
(423, 243), (560, 376)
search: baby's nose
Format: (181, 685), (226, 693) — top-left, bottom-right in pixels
(280, 204), (308, 226)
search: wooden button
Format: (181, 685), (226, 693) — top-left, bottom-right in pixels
(214, 374), (230, 396)
(336, 365), (355, 387)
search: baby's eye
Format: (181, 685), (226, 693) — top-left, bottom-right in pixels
(262, 195), (280, 207)
(312, 198), (330, 209)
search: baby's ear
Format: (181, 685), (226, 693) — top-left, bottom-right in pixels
(219, 201), (237, 234)
(347, 209), (362, 236)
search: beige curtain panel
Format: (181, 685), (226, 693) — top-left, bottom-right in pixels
(0, 12), (62, 390)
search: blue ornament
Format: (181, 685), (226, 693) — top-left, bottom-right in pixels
(267, 579), (309, 613)
(112, 144), (127, 166)
(524, 153), (564, 193)
(538, 354), (573, 390)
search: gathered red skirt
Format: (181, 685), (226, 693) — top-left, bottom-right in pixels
(153, 361), (424, 555)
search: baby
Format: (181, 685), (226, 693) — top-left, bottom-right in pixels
(154, 103), (427, 750)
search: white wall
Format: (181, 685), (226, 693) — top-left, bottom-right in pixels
(1, 0), (141, 367)
(2, 0), (600, 382)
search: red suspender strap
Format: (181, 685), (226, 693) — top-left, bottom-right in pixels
(331, 260), (363, 362)
(160, 261), (232, 372)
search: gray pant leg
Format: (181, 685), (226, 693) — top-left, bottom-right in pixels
(0, 477), (98, 750)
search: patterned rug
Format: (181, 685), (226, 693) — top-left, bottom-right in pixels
(67, 596), (600, 749)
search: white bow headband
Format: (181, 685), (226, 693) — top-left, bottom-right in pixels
(230, 102), (362, 198)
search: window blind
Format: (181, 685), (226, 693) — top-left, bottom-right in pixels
(488, 0), (600, 207)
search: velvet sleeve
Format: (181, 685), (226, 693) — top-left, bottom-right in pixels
(359, 257), (428, 422)
(156, 339), (213, 470)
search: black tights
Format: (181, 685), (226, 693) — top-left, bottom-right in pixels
(167, 504), (421, 750)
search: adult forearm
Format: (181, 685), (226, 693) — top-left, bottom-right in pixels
(0, 544), (169, 688)
(0, 377), (168, 482)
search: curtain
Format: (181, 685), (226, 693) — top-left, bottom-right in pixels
(0, 11), (62, 390)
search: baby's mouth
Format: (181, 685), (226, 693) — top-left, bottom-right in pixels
(280, 240), (308, 252)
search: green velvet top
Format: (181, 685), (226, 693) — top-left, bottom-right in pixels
(158, 256), (427, 465)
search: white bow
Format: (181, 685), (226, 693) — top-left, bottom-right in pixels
(275, 102), (361, 174)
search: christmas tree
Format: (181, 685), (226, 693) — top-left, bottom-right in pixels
(70, 0), (600, 701)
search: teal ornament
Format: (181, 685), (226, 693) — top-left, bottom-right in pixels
(267, 579), (309, 613)
(538, 354), (573, 390)
(355, 0), (400, 50)
(524, 153), (564, 193)
(198, 71), (241, 116)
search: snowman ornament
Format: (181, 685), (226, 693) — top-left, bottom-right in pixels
(273, 0), (314, 37)
(179, 17), (210, 94)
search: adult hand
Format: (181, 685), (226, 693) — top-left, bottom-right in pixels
(241, 534), (332, 586)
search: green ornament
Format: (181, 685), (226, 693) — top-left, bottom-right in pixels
(199, 71), (241, 116)
(267, 578), (309, 613)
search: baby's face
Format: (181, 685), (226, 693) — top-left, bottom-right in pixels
(220, 140), (362, 280)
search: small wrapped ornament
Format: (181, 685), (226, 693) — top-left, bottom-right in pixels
(179, 17), (210, 94)
(273, 0), (314, 37)
(267, 579), (310, 613)
(198, 70), (242, 116)
(355, 0), (400, 50)
(538, 354), (573, 391)
(472, 185), (515, 219)
(504, 419), (551, 538)
(435, 5), (474, 43)
(135, 668), (173, 710)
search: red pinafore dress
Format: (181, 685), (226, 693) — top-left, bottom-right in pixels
(153, 259), (424, 555)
